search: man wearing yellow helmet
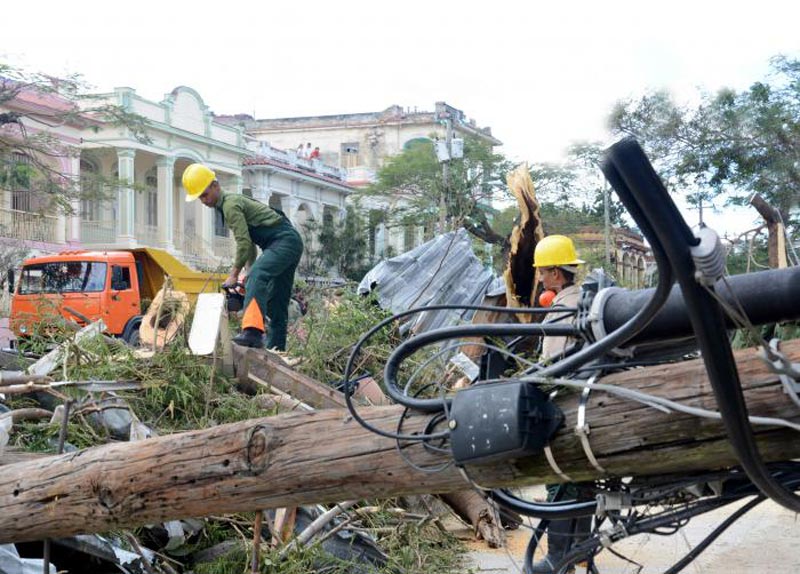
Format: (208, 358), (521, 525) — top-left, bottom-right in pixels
(182, 163), (303, 350)
(533, 234), (584, 361)
(530, 234), (591, 574)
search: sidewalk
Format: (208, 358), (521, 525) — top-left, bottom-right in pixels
(463, 498), (799, 573)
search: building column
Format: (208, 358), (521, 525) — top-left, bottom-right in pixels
(375, 223), (387, 258)
(156, 156), (175, 250)
(117, 148), (136, 240)
(233, 174), (243, 196)
(63, 156), (81, 245)
(199, 176), (215, 255)
(285, 196), (300, 222)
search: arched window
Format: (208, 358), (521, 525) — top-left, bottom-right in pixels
(403, 137), (432, 150)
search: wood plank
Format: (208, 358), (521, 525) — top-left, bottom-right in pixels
(233, 346), (347, 409)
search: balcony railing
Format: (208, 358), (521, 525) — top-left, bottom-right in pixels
(0, 207), (59, 243)
(80, 219), (117, 244)
(249, 142), (348, 181)
(213, 235), (234, 258)
(134, 223), (159, 247)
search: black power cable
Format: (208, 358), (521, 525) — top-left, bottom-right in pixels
(383, 322), (578, 412)
(603, 137), (800, 514)
(342, 303), (575, 440)
(491, 488), (597, 519)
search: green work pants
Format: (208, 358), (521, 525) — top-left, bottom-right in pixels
(245, 218), (303, 351)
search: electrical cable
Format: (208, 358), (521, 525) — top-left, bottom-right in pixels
(402, 339), (540, 398)
(342, 303), (571, 441)
(603, 137), (800, 513)
(519, 372), (800, 432)
(383, 322), (578, 412)
(491, 487), (597, 519)
(661, 495), (764, 574)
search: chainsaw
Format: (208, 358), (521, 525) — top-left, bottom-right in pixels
(221, 282), (245, 312)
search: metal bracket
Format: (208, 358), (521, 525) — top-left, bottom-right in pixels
(759, 339), (800, 408)
(575, 375), (607, 475)
(597, 522), (628, 547)
(543, 444), (573, 483)
(587, 287), (635, 357)
(595, 491), (633, 515)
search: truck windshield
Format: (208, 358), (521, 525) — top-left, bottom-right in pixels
(18, 262), (108, 294)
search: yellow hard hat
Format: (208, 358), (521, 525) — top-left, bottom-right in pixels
(182, 163), (216, 202)
(533, 235), (585, 267)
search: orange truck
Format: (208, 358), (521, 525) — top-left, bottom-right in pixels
(9, 248), (226, 346)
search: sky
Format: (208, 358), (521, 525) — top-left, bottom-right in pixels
(4, 0), (799, 237)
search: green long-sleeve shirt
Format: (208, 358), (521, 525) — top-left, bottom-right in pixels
(214, 191), (283, 268)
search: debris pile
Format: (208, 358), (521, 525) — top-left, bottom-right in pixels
(0, 288), (484, 573)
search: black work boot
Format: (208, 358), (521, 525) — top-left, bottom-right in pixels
(232, 327), (264, 348)
(530, 518), (578, 574)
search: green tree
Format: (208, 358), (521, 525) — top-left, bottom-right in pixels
(609, 55), (800, 232)
(301, 206), (371, 281)
(529, 141), (628, 233)
(364, 136), (514, 246)
(1, 62), (150, 212)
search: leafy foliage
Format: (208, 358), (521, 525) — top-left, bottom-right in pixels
(609, 55), (800, 232)
(300, 205), (373, 281)
(1, 62), (151, 213)
(287, 288), (397, 384)
(365, 136), (514, 246)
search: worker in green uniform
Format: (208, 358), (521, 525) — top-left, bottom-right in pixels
(182, 163), (303, 351)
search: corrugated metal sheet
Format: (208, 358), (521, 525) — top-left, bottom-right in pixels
(358, 228), (502, 334)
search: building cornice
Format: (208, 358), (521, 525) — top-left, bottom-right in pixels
(224, 103), (502, 146)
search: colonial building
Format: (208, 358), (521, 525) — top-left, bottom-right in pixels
(219, 102), (501, 258)
(0, 81), (84, 254)
(221, 102), (501, 188)
(1, 84), (352, 270)
(573, 226), (653, 288)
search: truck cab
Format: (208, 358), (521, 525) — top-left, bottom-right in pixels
(11, 251), (142, 343)
(9, 248), (226, 346)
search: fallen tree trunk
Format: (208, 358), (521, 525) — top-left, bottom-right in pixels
(439, 490), (506, 548)
(1, 340), (799, 543)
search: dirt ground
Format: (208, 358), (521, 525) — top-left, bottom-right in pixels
(458, 491), (799, 573)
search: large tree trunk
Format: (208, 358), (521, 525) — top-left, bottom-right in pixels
(503, 163), (545, 312)
(1, 341), (799, 543)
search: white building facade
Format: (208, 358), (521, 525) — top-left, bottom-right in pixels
(219, 102), (500, 259)
(1, 84), (352, 270)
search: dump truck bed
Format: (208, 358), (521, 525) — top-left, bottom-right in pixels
(131, 248), (227, 302)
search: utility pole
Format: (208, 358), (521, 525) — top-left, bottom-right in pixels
(443, 114), (454, 231)
(435, 102), (457, 233)
(603, 180), (611, 269)
(698, 195), (704, 226)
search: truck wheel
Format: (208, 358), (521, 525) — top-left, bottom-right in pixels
(124, 329), (141, 348)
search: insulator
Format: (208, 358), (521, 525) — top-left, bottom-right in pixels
(691, 227), (726, 286)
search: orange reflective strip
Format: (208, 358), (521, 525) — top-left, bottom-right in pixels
(242, 299), (265, 331)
